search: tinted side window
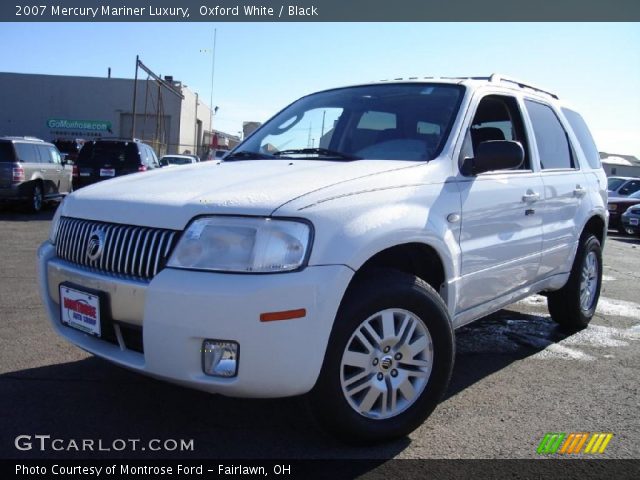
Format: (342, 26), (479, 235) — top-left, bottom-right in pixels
(562, 108), (600, 169)
(619, 180), (640, 196)
(525, 100), (574, 170)
(49, 146), (62, 164)
(461, 94), (530, 171)
(14, 143), (40, 163)
(36, 145), (60, 164)
(148, 147), (159, 167)
(36, 145), (50, 163)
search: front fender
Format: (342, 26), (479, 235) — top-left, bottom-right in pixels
(280, 182), (462, 313)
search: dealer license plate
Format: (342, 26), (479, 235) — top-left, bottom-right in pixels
(59, 285), (101, 336)
(630, 218), (639, 226)
(100, 168), (115, 177)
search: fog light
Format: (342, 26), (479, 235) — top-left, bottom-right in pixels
(202, 340), (239, 377)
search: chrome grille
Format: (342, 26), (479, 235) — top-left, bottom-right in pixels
(55, 217), (178, 281)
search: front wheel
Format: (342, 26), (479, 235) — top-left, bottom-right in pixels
(618, 224), (634, 235)
(547, 234), (602, 331)
(309, 269), (454, 444)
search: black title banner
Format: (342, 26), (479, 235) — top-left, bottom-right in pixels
(4, 0), (640, 22)
(4, 459), (640, 479)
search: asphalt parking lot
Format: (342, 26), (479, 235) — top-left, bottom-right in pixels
(0, 203), (638, 460)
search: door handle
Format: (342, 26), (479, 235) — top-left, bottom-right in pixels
(574, 185), (587, 197)
(40, 169), (46, 173)
(522, 191), (540, 203)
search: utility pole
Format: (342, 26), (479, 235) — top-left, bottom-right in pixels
(131, 55), (139, 139)
(194, 92), (199, 154)
(209, 28), (217, 154)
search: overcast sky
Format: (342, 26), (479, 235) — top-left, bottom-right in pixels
(1, 22), (639, 157)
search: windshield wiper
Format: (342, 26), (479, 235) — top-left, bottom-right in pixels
(273, 148), (361, 160)
(224, 151), (275, 161)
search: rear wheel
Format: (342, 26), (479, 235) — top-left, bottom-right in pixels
(547, 234), (602, 331)
(27, 182), (43, 213)
(309, 269), (454, 444)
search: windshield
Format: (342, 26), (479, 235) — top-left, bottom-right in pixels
(231, 83), (464, 161)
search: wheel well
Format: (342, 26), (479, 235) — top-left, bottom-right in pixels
(351, 243), (446, 299)
(582, 215), (606, 245)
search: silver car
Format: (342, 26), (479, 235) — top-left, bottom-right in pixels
(0, 136), (72, 212)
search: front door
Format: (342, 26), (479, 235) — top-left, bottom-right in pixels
(456, 93), (543, 313)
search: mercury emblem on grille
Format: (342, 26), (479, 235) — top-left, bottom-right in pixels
(86, 229), (105, 261)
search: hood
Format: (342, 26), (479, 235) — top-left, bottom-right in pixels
(62, 159), (410, 229)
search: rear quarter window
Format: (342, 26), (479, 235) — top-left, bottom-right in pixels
(13, 143), (40, 163)
(562, 108), (601, 169)
(0, 142), (16, 162)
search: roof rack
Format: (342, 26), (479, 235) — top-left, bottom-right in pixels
(488, 73), (558, 99)
(92, 137), (142, 142)
(376, 75), (559, 99)
(0, 136), (45, 142)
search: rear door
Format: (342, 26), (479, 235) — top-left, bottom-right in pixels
(36, 144), (69, 196)
(523, 99), (588, 277)
(14, 142), (51, 191)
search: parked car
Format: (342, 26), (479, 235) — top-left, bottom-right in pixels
(0, 136), (72, 212)
(39, 75), (607, 443)
(620, 204), (640, 236)
(73, 138), (159, 190)
(214, 149), (228, 160)
(159, 154), (199, 167)
(608, 190), (640, 234)
(53, 139), (83, 163)
(607, 176), (640, 197)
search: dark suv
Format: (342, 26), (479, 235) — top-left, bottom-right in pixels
(74, 138), (160, 189)
(0, 136), (72, 212)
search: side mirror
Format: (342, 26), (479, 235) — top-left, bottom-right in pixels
(465, 140), (524, 175)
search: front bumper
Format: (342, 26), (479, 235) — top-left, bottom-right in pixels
(38, 241), (353, 398)
(621, 214), (640, 234)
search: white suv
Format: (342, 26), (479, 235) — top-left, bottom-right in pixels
(38, 75), (607, 443)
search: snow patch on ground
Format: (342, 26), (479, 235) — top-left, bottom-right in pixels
(595, 297), (640, 320)
(533, 343), (596, 361)
(532, 323), (639, 361)
(516, 295), (640, 320)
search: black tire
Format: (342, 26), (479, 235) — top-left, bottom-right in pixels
(27, 182), (43, 213)
(547, 234), (602, 331)
(618, 224), (635, 235)
(309, 269), (454, 444)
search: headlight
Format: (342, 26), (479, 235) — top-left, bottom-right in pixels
(49, 203), (64, 244)
(167, 216), (312, 273)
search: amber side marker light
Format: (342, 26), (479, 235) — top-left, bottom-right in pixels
(260, 308), (307, 322)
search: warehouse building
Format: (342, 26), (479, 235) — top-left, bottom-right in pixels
(0, 71), (216, 157)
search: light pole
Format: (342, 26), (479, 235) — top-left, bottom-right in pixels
(199, 28), (217, 157)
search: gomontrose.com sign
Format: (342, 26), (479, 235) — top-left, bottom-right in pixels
(47, 119), (112, 132)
